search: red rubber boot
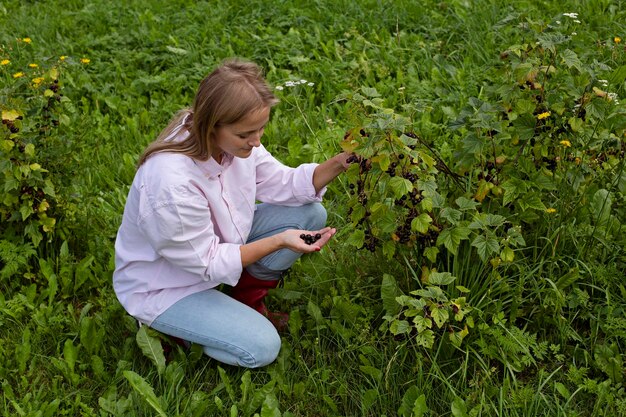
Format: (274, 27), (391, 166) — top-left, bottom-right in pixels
(230, 270), (290, 331)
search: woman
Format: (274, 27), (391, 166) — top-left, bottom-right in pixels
(113, 59), (350, 368)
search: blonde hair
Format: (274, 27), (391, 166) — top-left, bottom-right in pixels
(137, 59), (279, 166)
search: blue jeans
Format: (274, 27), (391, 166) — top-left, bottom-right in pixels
(150, 203), (327, 367)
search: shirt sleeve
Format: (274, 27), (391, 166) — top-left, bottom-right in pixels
(254, 145), (327, 205)
(138, 184), (242, 286)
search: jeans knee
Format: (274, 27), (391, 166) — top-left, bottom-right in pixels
(246, 328), (281, 368)
(305, 203), (327, 230)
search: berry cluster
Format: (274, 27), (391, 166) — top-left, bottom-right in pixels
(1, 115), (23, 133)
(343, 129), (437, 253)
(300, 233), (322, 245)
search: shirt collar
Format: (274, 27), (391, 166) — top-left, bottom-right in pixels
(194, 153), (233, 178)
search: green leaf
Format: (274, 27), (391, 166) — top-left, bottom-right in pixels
(461, 132), (484, 155)
(554, 382), (571, 399)
(346, 229), (365, 248)
(555, 267), (579, 290)
(471, 234), (500, 261)
(74, 255), (95, 292)
(123, 370), (168, 417)
(502, 178), (528, 206)
(165, 45), (188, 55)
(591, 189), (612, 225)
(413, 394), (429, 417)
(372, 153), (390, 171)
(436, 226), (471, 254)
(413, 315), (432, 333)
(1, 139), (14, 152)
(381, 274), (402, 315)
(424, 246), (439, 263)
(306, 300), (324, 324)
(531, 171), (557, 190)
(136, 326), (166, 376)
(451, 397), (469, 417)
(16, 328), (31, 373)
(455, 196), (480, 211)
(507, 226), (526, 246)
(390, 320), (410, 335)
(420, 197), (434, 212)
(217, 366), (236, 401)
(80, 316), (97, 355)
(359, 365), (383, 382)
(361, 87), (380, 97)
(594, 344), (623, 383)
(568, 116), (584, 132)
(431, 306), (449, 328)
(412, 286), (446, 301)
(20, 204), (33, 221)
(501, 246), (515, 262)
(399, 387), (428, 417)
(518, 192), (546, 211)
(560, 49), (583, 72)
(260, 393), (281, 417)
(610, 65), (626, 84)
(415, 330), (435, 348)
(512, 113), (536, 141)
(411, 213), (432, 234)
(428, 271), (456, 286)
(440, 207), (462, 224)
(389, 176), (413, 198)
(63, 339), (78, 373)
(1, 109), (20, 121)
(515, 99), (536, 115)
(382, 240), (396, 258)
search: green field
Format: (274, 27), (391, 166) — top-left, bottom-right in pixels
(1, 0), (625, 415)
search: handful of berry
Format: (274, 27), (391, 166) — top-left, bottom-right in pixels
(300, 233), (322, 245)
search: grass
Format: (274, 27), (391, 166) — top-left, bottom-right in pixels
(1, 0), (626, 415)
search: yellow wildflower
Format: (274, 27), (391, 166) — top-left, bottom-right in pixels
(28, 63), (38, 68)
(13, 72), (24, 78)
(32, 77), (44, 85)
(559, 140), (572, 147)
(0, 59), (9, 66)
(537, 111), (551, 120)
(545, 208), (557, 214)
(615, 37), (622, 44)
(59, 56), (67, 61)
(22, 37), (32, 44)
(575, 157), (581, 164)
(80, 58), (90, 64)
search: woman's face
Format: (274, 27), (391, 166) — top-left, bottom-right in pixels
(211, 106), (270, 162)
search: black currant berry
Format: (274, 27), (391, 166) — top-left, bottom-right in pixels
(300, 233), (321, 245)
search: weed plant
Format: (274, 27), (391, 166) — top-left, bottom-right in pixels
(1, 0), (625, 416)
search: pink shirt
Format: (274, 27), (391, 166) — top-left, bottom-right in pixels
(113, 141), (324, 325)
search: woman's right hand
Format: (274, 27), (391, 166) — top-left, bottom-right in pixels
(280, 227), (337, 253)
